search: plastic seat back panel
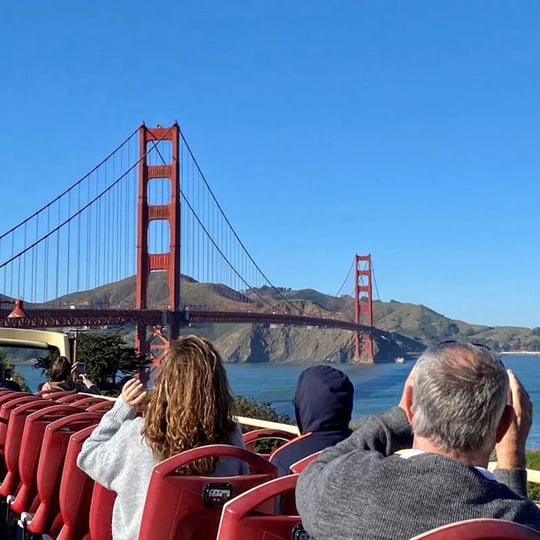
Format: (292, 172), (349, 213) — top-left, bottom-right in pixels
(138, 444), (277, 540)
(0, 393), (37, 476)
(27, 412), (102, 535)
(10, 404), (81, 514)
(243, 429), (297, 458)
(0, 398), (54, 498)
(86, 400), (115, 413)
(71, 395), (110, 409)
(56, 424), (99, 540)
(88, 482), (116, 540)
(217, 474), (303, 540)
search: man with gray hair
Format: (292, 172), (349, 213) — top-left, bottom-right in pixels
(296, 341), (540, 539)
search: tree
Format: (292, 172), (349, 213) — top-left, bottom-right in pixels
(0, 349), (30, 391)
(76, 331), (149, 393)
(233, 395), (294, 453)
(234, 395), (292, 425)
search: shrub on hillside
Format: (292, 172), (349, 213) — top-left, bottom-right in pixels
(234, 395), (294, 454)
(234, 395), (293, 425)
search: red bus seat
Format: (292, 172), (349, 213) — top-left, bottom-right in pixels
(138, 444), (278, 540)
(272, 447), (321, 516)
(0, 392), (35, 442)
(0, 398), (55, 501)
(0, 394), (39, 475)
(9, 404), (81, 516)
(0, 391), (30, 405)
(23, 412), (103, 536)
(70, 395), (110, 409)
(289, 451), (321, 474)
(86, 400), (115, 413)
(217, 474), (303, 540)
(409, 518), (540, 539)
(55, 424), (100, 540)
(34, 390), (77, 399)
(243, 429), (297, 458)
(56, 393), (89, 404)
(88, 482), (116, 540)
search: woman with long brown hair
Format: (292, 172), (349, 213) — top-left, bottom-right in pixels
(37, 356), (100, 394)
(77, 335), (246, 540)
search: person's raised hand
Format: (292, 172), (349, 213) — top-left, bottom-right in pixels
(80, 374), (95, 389)
(496, 369), (532, 469)
(121, 378), (147, 407)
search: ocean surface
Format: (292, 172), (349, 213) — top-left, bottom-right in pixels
(15, 353), (540, 448)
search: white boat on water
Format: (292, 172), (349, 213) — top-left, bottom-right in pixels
(395, 356), (405, 364)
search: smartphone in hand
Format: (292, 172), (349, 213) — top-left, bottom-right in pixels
(76, 362), (86, 375)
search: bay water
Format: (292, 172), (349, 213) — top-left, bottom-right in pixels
(15, 353), (540, 448)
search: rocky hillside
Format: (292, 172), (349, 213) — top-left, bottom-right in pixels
(34, 273), (540, 363)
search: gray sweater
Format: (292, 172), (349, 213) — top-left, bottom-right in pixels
(77, 398), (246, 540)
(296, 407), (540, 540)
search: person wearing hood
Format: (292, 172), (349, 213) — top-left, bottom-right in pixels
(270, 365), (354, 477)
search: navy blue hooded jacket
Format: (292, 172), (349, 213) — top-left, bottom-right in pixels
(270, 365), (354, 476)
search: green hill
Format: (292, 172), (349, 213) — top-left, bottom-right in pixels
(27, 274), (540, 362)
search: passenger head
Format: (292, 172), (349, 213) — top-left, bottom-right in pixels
(294, 365), (354, 434)
(49, 356), (72, 382)
(142, 335), (236, 474)
(411, 341), (509, 455)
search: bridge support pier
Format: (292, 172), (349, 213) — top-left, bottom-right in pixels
(354, 254), (374, 362)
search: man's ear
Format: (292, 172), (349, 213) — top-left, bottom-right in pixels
(402, 383), (414, 423)
(495, 404), (514, 443)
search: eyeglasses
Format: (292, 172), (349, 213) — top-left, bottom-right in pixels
(437, 340), (504, 367)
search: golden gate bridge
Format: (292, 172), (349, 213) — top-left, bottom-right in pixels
(0, 123), (383, 363)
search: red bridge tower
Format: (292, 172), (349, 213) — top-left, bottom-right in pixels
(354, 254), (374, 362)
(135, 123), (181, 366)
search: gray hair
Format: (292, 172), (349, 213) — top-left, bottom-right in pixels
(411, 342), (508, 453)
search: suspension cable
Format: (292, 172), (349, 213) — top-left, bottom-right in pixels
(371, 260), (389, 333)
(0, 127), (139, 242)
(335, 258), (354, 298)
(179, 130), (307, 316)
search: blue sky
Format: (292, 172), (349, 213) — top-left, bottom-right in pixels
(2, 1), (540, 327)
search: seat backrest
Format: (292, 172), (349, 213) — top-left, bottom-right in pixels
(56, 424), (100, 540)
(410, 518), (540, 539)
(26, 412), (103, 536)
(86, 400), (115, 413)
(272, 445), (321, 516)
(0, 391), (30, 406)
(0, 392), (35, 446)
(138, 444), (278, 540)
(289, 451), (321, 474)
(217, 474), (303, 540)
(243, 429), (298, 457)
(88, 482), (116, 540)
(0, 393), (38, 472)
(56, 393), (89, 404)
(34, 390), (77, 399)
(70, 395), (109, 409)
(10, 404), (81, 515)
(0, 397), (55, 498)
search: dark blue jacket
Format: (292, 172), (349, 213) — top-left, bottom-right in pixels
(270, 365), (354, 476)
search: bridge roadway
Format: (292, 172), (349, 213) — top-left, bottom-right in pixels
(0, 308), (384, 336)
